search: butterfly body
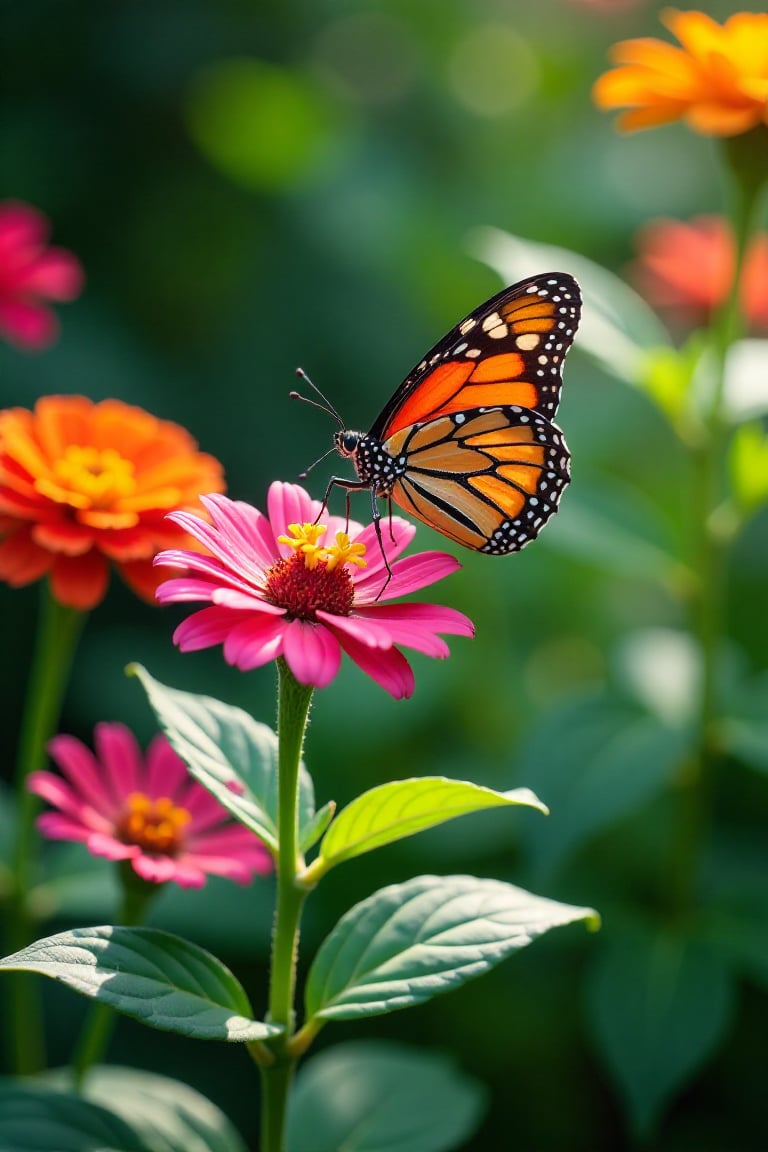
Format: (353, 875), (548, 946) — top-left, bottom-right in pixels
(323, 273), (581, 557)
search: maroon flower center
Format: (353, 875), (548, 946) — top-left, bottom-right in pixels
(264, 553), (355, 619)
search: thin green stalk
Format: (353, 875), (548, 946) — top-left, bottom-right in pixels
(6, 585), (84, 1074)
(671, 163), (766, 915)
(260, 658), (314, 1152)
(71, 867), (155, 1089)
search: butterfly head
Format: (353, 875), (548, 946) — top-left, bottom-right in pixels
(335, 430), (361, 459)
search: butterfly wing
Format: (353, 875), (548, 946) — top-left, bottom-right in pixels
(369, 273), (581, 441)
(383, 405), (570, 553)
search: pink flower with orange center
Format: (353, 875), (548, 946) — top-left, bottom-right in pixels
(0, 201), (84, 350)
(593, 9), (768, 136)
(154, 483), (474, 699)
(28, 723), (272, 888)
(631, 215), (768, 329)
(0, 395), (225, 609)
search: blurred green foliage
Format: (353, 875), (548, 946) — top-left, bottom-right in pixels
(2, 0), (768, 1149)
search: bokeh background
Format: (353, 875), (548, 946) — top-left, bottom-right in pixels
(2, 0), (768, 1149)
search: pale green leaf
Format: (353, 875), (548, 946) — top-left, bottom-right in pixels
(305, 874), (598, 1021)
(0, 926), (281, 1043)
(316, 777), (546, 874)
(286, 1041), (486, 1152)
(129, 664), (316, 853)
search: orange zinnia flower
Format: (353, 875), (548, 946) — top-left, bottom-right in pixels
(632, 215), (768, 330)
(593, 9), (768, 135)
(0, 396), (225, 609)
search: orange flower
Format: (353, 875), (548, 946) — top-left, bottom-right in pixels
(0, 396), (225, 609)
(593, 9), (768, 135)
(632, 215), (768, 329)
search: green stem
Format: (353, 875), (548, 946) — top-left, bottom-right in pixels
(260, 658), (314, 1152)
(671, 163), (766, 915)
(6, 585), (84, 1074)
(71, 867), (155, 1089)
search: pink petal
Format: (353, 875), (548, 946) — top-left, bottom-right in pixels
(189, 824), (270, 858)
(36, 813), (93, 844)
(173, 606), (253, 652)
(335, 629), (415, 699)
(178, 850), (265, 884)
(316, 611), (395, 650)
(145, 734), (189, 798)
(93, 722), (144, 805)
(155, 576), (222, 604)
(201, 494), (280, 572)
(46, 734), (119, 816)
(0, 201), (49, 251)
(178, 782), (235, 826)
(160, 515), (266, 586)
(224, 615), (287, 671)
(359, 601), (475, 637)
(86, 832), (140, 861)
(0, 297), (58, 350)
(211, 587), (284, 613)
(131, 854), (198, 886)
(27, 770), (112, 833)
(355, 551), (462, 602)
(282, 618), (342, 688)
(155, 549), (267, 599)
(14, 249), (84, 299)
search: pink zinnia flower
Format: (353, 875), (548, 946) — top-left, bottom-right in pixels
(0, 201), (84, 350)
(154, 483), (474, 700)
(28, 723), (272, 888)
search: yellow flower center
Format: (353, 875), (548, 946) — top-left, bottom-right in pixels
(117, 792), (191, 855)
(35, 445), (137, 510)
(267, 523), (367, 618)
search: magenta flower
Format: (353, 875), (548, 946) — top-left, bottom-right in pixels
(28, 723), (272, 888)
(0, 200), (84, 350)
(154, 483), (474, 699)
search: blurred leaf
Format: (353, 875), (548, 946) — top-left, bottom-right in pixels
(299, 800), (336, 854)
(286, 1040), (486, 1152)
(29, 843), (119, 923)
(0, 782), (15, 900)
(0, 1080), (150, 1152)
(699, 836), (768, 987)
(546, 480), (688, 587)
(614, 629), (699, 726)
(519, 693), (691, 877)
(312, 777), (547, 876)
(186, 59), (337, 190)
(0, 926), (281, 1043)
(305, 874), (598, 1022)
(638, 341), (699, 431)
(720, 671), (768, 773)
(730, 421), (768, 515)
(61, 1066), (248, 1152)
(586, 926), (734, 1138)
(130, 664), (316, 854)
(470, 227), (671, 385)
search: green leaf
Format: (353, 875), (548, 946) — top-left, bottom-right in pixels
(470, 226), (671, 384)
(314, 777), (546, 875)
(730, 421), (768, 513)
(286, 1041), (486, 1152)
(299, 800), (336, 854)
(55, 1066), (249, 1152)
(305, 874), (598, 1022)
(720, 671), (768, 773)
(129, 664), (316, 854)
(0, 1080), (151, 1152)
(0, 782), (15, 902)
(586, 926), (734, 1138)
(0, 926), (281, 1043)
(518, 693), (691, 877)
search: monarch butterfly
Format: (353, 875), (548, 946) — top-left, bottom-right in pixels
(295, 272), (581, 562)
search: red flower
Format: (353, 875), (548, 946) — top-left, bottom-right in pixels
(0, 201), (84, 350)
(0, 395), (225, 609)
(631, 215), (768, 330)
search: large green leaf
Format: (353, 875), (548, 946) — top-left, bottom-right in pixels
(286, 1041), (486, 1152)
(313, 777), (546, 876)
(0, 926), (281, 1043)
(305, 874), (598, 1022)
(0, 1080), (151, 1152)
(585, 926), (734, 1138)
(518, 692), (690, 877)
(129, 664), (316, 853)
(50, 1066), (249, 1152)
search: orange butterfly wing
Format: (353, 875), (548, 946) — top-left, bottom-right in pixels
(369, 273), (580, 440)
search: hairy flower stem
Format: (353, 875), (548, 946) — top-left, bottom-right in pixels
(6, 587), (84, 1074)
(672, 163), (766, 916)
(260, 659), (313, 1152)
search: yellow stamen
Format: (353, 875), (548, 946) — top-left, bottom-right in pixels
(323, 531), (367, 572)
(278, 522), (328, 570)
(35, 445), (137, 510)
(118, 791), (191, 854)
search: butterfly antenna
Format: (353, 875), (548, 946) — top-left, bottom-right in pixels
(297, 445), (336, 481)
(291, 368), (344, 430)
